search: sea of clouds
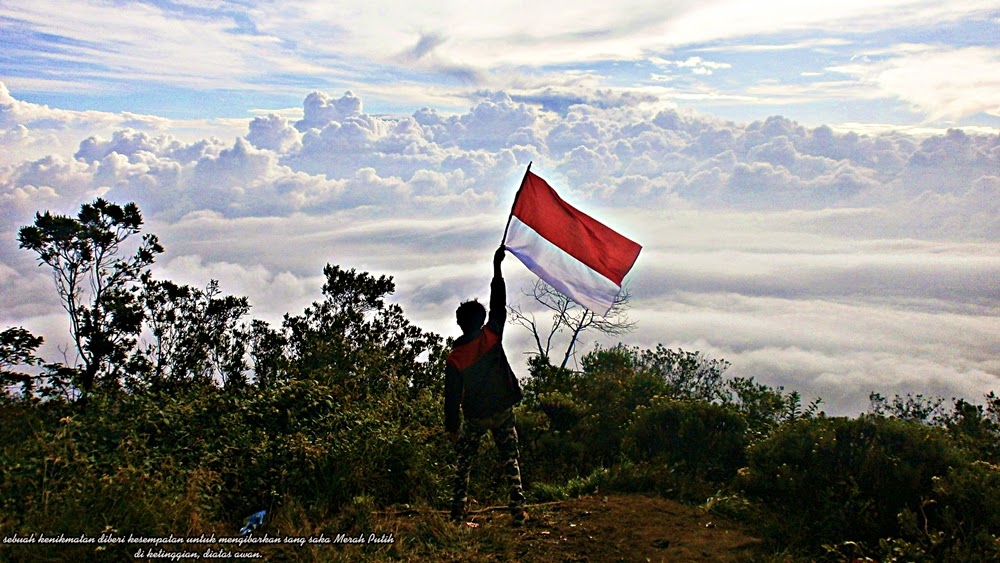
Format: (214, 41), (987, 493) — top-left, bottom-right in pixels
(2, 82), (997, 414)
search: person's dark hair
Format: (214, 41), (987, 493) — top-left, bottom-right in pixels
(456, 299), (487, 333)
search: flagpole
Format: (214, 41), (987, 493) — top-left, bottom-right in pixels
(501, 161), (531, 246)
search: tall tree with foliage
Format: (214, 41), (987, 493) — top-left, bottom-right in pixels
(0, 327), (45, 398)
(245, 319), (288, 389)
(17, 198), (163, 396)
(139, 275), (251, 391)
(281, 264), (445, 396)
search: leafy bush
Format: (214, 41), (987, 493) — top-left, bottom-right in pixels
(824, 459), (1000, 563)
(518, 345), (680, 479)
(916, 460), (1000, 560)
(0, 400), (227, 562)
(623, 398), (747, 482)
(739, 415), (969, 548)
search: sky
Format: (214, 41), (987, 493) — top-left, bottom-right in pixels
(1, 0), (999, 415)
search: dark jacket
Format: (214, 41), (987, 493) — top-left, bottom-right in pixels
(444, 275), (523, 432)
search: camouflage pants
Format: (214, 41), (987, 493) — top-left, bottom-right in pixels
(450, 408), (525, 518)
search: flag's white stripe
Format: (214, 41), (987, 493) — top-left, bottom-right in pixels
(506, 216), (620, 316)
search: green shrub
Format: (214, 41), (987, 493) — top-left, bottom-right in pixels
(739, 415), (968, 549)
(537, 391), (586, 431)
(0, 403), (227, 562)
(909, 460), (1000, 561)
(623, 398), (747, 482)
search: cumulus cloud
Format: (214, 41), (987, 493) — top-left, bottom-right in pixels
(246, 114), (303, 153)
(4, 84), (997, 239)
(0, 81), (172, 165)
(1, 85), (998, 414)
(75, 128), (220, 164)
(294, 91), (365, 132)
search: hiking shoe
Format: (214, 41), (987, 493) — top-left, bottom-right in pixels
(511, 509), (529, 527)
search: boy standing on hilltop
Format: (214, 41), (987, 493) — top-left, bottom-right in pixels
(444, 245), (528, 526)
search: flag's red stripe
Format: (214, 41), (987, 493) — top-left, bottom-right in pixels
(512, 172), (641, 285)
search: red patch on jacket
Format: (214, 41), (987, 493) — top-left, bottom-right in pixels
(447, 328), (499, 371)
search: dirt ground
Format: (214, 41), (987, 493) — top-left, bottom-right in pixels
(461, 494), (762, 562)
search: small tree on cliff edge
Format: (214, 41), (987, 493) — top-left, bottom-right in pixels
(18, 198), (163, 396)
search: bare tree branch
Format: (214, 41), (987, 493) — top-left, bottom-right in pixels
(507, 303), (547, 358)
(508, 279), (636, 369)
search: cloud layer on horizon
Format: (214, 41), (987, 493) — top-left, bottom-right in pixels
(1, 82), (998, 415)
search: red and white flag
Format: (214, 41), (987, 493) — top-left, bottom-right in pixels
(504, 170), (641, 316)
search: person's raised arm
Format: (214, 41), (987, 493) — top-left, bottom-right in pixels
(493, 244), (505, 279)
(488, 245), (506, 330)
